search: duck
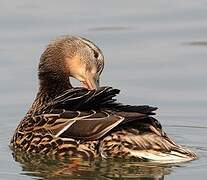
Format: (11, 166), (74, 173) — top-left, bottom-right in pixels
(10, 35), (196, 163)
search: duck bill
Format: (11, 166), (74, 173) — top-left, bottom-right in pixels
(81, 76), (99, 90)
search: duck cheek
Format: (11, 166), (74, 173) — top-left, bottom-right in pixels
(70, 72), (85, 84)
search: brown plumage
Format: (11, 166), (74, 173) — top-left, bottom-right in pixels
(10, 35), (196, 163)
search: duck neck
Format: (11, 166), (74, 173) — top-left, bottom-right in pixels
(27, 72), (72, 115)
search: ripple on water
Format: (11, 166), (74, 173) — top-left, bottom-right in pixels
(184, 41), (207, 46)
(88, 26), (132, 32)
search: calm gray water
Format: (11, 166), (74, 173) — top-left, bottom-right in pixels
(0, 0), (207, 179)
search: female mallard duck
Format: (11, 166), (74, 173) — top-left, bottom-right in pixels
(10, 36), (196, 163)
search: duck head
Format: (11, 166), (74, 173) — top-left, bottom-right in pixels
(38, 36), (104, 92)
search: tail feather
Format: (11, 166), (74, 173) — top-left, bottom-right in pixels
(100, 128), (197, 164)
(128, 149), (196, 163)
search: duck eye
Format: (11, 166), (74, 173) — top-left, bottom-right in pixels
(93, 51), (99, 59)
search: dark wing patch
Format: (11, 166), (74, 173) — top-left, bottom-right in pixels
(110, 104), (158, 115)
(44, 86), (120, 111)
(55, 109), (149, 141)
(59, 110), (124, 140)
(43, 86), (157, 116)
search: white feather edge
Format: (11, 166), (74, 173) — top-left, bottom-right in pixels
(129, 149), (195, 163)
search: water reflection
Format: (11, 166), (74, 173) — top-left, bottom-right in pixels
(13, 151), (174, 179)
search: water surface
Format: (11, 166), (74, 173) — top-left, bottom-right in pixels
(0, 0), (207, 179)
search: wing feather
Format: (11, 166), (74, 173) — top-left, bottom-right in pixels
(30, 108), (148, 141)
(43, 87), (120, 111)
(43, 86), (157, 116)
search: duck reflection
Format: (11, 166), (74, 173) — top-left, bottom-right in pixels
(12, 151), (174, 180)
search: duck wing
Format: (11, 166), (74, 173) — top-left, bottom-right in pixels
(26, 108), (147, 141)
(107, 104), (158, 115)
(44, 86), (120, 111)
(29, 86), (157, 141)
(44, 86), (157, 114)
